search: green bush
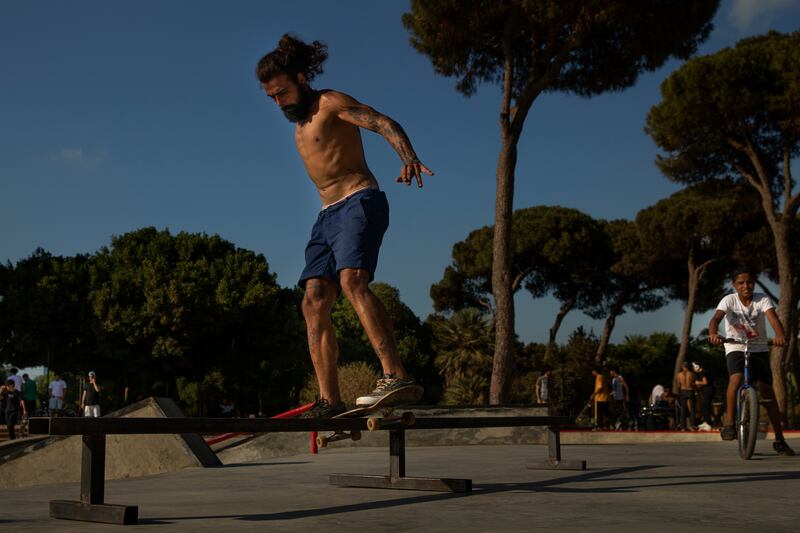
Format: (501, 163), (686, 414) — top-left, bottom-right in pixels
(299, 361), (381, 408)
(442, 374), (489, 405)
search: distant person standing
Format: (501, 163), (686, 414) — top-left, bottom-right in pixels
(1, 379), (28, 440)
(48, 373), (68, 413)
(692, 362), (715, 431)
(81, 371), (102, 417)
(22, 373), (37, 413)
(536, 368), (551, 405)
(590, 368), (611, 430)
(7, 367), (23, 391)
(610, 369), (629, 430)
(676, 361), (697, 430)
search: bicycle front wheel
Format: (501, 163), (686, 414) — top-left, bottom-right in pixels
(738, 387), (759, 460)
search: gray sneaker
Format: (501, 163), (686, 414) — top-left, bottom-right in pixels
(301, 398), (347, 418)
(356, 375), (422, 407)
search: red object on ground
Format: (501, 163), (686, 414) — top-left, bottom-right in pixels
(205, 402), (317, 447)
(311, 431), (318, 454)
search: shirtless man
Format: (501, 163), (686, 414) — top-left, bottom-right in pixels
(256, 34), (432, 417)
(676, 361), (696, 430)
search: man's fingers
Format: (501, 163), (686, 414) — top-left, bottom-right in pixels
(398, 162), (430, 187)
(414, 165), (424, 188)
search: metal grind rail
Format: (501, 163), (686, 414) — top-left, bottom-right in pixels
(28, 415), (586, 525)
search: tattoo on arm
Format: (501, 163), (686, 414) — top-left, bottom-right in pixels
(343, 106), (419, 165)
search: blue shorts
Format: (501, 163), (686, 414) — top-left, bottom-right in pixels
(298, 188), (389, 288)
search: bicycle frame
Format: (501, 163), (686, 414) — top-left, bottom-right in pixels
(736, 340), (752, 426)
(722, 336), (761, 459)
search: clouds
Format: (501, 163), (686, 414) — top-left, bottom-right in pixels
(729, 0), (796, 32)
(51, 147), (106, 169)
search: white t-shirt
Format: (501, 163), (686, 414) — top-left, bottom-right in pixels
(8, 374), (23, 391)
(49, 379), (67, 398)
(716, 292), (774, 354)
(650, 384), (664, 406)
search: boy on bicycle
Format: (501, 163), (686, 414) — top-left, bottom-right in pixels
(708, 268), (794, 455)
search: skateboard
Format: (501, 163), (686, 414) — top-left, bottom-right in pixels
(575, 400), (593, 426)
(316, 385), (423, 448)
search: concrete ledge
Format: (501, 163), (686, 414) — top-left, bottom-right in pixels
(219, 405), (552, 464)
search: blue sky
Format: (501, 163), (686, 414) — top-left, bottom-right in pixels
(2, 0), (799, 347)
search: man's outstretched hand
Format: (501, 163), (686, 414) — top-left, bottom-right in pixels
(396, 160), (433, 188)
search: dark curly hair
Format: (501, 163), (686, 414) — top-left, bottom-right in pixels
(256, 34), (328, 84)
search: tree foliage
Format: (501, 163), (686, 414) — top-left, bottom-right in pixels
(429, 308), (494, 405)
(404, 0), (719, 403)
(432, 205), (612, 354)
(636, 180), (767, 387)
(646, 30), (800, 411)
(0, 250), (96, 371)
(586, 219), (665, 362)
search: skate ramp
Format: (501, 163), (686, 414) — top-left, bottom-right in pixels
(0, 397), (220, 489)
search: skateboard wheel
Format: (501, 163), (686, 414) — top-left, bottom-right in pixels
(367, 417), (381, 431)
(316, 436), (327, 448)
(402, 412), (416, 426)
(351, 430), (362, 442)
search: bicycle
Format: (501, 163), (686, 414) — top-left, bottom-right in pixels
(719, 336), (769, 460)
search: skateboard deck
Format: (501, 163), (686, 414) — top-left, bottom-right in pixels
(333, 385), (424, 419)
(316, 385), (423, 448)
(575, 400), (593, 426)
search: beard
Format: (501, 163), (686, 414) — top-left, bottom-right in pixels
(281, 87), (312, 123)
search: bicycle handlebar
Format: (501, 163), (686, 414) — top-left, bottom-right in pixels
(716, 336), (773, 345)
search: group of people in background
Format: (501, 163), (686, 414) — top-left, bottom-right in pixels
(532, 363), (718, 432)
(649, 359), (716, 431)
(591, 367), (636, 431)
(0, 368), (103, 440)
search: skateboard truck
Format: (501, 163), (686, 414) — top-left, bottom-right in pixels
(317, 429), (362, 448)
(317, 410), (417, 448)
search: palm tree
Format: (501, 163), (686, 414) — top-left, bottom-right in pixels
(432, 308), (494, 404)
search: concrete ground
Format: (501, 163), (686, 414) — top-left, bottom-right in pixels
(2, 437), (799, 532)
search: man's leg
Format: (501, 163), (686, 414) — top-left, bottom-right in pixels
(301, 277), (342, 405)
(725, 373), (743, 426)
(339, 268), (406, 378)
(702, 390), (714, 425)
(7, 414), (17, 440)
(677, 393), (687, 429)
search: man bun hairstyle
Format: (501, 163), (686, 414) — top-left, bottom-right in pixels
(256, 33), (328, 84)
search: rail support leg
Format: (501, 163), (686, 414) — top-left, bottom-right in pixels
(50, 434), (138, 525)
(527, 426), (587, 470)
(330, 429), (472, 492)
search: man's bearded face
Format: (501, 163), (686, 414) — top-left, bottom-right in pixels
(281, 83), (312, 123)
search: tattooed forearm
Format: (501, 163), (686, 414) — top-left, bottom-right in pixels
(380, 118), (419, 165)
(343, 106), (419, 164)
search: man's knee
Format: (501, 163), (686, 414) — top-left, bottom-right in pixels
(339, 269), (371, 301)
(301, 278), (336, 318)
(727, 373), (743, 388)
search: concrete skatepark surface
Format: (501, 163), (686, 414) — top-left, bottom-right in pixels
(2, 437), (799, 532)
